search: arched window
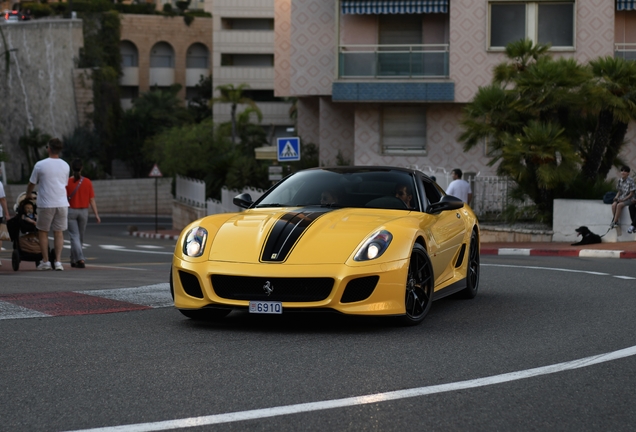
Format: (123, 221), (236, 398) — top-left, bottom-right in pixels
(186, 43), (209, 69)
(120, 41), (138, 67)
(150, 42), (175, 68)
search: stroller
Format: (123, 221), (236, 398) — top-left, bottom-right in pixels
(7, 194), (55, 271)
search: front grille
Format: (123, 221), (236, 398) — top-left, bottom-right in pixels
(340, 276), (379, 303)
(211, 275), (334, 302)
(179, 271), (204, 299)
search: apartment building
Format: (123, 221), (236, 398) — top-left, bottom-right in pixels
(275, 0), (636, 181)
(119, 13), (212, 109)
(210, 0), (295, 142)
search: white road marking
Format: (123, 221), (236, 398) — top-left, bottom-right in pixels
(100, 245), (173, 255)
(0, 302), (49, 320)
(66, 344), (636, 432)
(484, 263), (611, 276)
(136, 245), (165, 249)
(78, 284), (172, 308)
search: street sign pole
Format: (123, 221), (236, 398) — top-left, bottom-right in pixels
(148, 163), (163, 234)
(154, 177), (158, 233)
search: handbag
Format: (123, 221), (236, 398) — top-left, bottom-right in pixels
(0, 222), (9, 241)
(68, 176), (84, 201)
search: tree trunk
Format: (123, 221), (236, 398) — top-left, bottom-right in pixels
(230, 103), (238, 144)
(598, 121), (628, 179)
(582, 109), (613, 181)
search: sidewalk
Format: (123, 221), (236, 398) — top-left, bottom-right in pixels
(130, 230), (636, 259)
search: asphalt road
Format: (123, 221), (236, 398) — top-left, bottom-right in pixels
(0, 216), (175, 293)
(1, 220), (636, 431)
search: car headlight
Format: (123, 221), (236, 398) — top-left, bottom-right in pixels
(183, 226), (208, 257)
(354, 230), (392, 261)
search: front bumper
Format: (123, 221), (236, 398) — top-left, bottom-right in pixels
(171, 257), (410, 316)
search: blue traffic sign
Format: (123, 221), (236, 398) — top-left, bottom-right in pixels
(277, 137), (300, 162)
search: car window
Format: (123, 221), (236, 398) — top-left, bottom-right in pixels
(421, 175), (442, 205)
(255, 168), (418, 210)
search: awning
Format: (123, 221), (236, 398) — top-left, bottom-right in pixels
(617, 0), (635, 10)
(342, 0), (448, 14)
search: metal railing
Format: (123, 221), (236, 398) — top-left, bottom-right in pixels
(338, 44), (449, 79)
(207, 186), (266, 215)
(615, 43), (636, 61)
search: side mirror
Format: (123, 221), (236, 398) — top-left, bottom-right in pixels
(233, 193), (253, 209)
(427, 195), (464, 214)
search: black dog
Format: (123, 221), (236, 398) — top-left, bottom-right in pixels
(571, 226), (602, 246)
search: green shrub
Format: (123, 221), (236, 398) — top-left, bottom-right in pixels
(114, 3), (157, 15)
(22, 3), (53, 18)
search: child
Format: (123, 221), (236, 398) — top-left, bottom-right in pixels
(21, 201), (37, 226)
(19, 200), (38, 235)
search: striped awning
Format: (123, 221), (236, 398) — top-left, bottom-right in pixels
(341, 0), (448, 14)
(617, 0), (636, 10)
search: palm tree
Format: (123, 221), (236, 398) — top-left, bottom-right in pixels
(582, 56), (636, 181)
(213, 83), (261, 143)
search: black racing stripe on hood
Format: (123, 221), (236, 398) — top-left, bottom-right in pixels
(261, 208), (333, 262)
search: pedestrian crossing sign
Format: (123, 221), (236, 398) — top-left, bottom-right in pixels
(277, 137), (300, 162)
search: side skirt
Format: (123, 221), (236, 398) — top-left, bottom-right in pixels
(432, 278), (467, 301)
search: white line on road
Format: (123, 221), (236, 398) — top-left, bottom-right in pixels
(100, 245), (173, 255)
(484, 263), (635, 280)
(66, 344), (636, 432)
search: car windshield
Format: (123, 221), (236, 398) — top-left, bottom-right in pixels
(255, 168), (418, 211)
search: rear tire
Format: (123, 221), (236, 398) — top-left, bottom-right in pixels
(396, 243), (434, 326)
(459, 230), (480, 299)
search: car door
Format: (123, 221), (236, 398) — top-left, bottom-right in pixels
(418, 175), (466, 284)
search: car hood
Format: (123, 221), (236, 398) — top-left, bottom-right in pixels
(207, 207), (408, 264)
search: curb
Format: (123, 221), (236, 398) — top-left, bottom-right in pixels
(129, 231), (179, 240)
(481, 248), (636, 259)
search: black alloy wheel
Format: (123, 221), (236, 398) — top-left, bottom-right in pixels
(398, 243), (434, 326)
(459, 229), (480, 299)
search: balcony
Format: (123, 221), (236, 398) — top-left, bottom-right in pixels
(615, 43), (636, 61)
(339, 44), (449, 79)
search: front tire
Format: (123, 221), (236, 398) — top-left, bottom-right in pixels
(397, 243), (434, 326)
(459, 230), (480, 299)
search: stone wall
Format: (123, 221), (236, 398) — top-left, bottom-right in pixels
(3, 178), (173, 216)
(0, 19), (85, 182)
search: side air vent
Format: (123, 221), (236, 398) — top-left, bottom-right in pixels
(455, 244), (467, 268)
(341, 276), (379, 303)
(179, 271), (204, 299)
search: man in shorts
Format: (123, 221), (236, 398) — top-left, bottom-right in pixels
(26, 138), (70, 271)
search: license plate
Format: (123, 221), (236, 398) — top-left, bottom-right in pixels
(249, 301), (282, 314)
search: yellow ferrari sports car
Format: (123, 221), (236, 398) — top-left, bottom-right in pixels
(171, 166), (480, 326)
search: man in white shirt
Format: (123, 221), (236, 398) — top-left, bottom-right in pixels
(0, 180), (11, 266)
(26, 138), (70, 271)
(445, 168), (472, 204)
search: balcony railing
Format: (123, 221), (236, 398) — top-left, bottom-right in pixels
(338, 44), (449, 79)
(615, 43), (636, 61)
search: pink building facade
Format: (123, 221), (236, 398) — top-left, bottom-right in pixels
(275, 0), (636, 183)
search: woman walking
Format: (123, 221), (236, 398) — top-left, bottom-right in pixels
(66, 159), (100, 268)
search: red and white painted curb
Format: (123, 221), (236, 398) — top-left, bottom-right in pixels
(0, 284), (172, 320)
(481, 247), (636, 259)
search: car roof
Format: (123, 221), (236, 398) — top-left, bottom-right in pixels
(304, 165), (432, 180)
